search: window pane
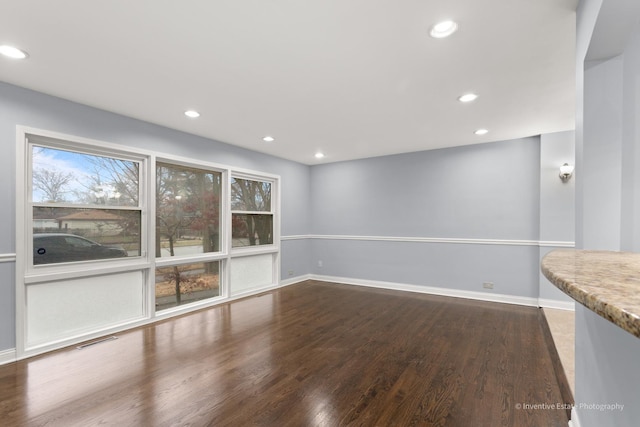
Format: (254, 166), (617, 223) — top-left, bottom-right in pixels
(33, 207), (141, 265)
(232, 214), (273, 247)
(231, 178), (271, 211)
(156, 163), (222, 258)
(32, 146), (139, 206)
(155, 261), (220, 310)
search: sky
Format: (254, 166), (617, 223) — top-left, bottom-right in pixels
(31, 145), (138, 205)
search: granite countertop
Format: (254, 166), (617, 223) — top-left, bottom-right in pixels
(541, 249), (640, 339)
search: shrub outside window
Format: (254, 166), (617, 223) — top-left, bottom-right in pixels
(155, 261), (221, 310)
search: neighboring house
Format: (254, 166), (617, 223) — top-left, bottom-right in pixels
(32, 218), (58, 230)
(32, 208), (61, 231)
(57, 209), (124, 236)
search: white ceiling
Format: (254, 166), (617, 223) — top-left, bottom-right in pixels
(0, 0), (577, 165)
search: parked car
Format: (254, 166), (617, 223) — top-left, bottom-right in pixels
(33, 233), (127, 265)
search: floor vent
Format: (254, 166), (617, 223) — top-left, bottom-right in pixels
(76, 336), (118, 350)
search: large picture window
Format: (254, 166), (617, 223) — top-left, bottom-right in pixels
(19, 128), (279, 359)
(30, 145), (142, 266)
(155, 162), (222, 310)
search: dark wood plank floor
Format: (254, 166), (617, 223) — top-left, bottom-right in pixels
(0, 280), (570, 426)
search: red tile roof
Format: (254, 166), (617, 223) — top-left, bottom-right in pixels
(57, 210), (124, 221)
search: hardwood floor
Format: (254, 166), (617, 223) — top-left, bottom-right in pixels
(0, 280), (570, 426)
(539, 310), (574, 420)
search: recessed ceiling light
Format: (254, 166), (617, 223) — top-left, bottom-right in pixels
(184, 110), (200, 118)
(263, 136), (275, 142)
(0, 45), (28, 59)
(314, 152), (325, 159)
(474, 128), (489, 135)
(458, 93), (478, 103)
(429, 20), (458, 38)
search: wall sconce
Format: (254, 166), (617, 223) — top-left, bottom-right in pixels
(559, 163), (574, 182)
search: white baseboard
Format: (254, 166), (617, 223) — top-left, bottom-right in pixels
(5, 275), (566, 364)
(569, 407), (581, 427)
(280, 274), (312, 287)
(538, 298), (575, 311)
(225, 276), (304, 302)
(310, 274), (539, 307)
(0, 348), (16, 366)
(17, 278), (308, 361)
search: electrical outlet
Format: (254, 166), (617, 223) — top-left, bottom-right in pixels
(483, 282), (494, 289)
(288, 270), (294, 277)
(318, 260), (323, 268)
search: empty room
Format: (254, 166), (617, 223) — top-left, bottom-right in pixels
(1, 1), (640, 426)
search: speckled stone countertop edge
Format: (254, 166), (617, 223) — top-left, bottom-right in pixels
(541, 249), (640, 339)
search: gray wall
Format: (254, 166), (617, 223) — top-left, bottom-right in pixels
(583, 56), (623, 250)
(309, 137), (548, 298)
(0, 82), (312, 352)
(539, 132), (576, 243)
(0, 80), (578, 355)
(311, 138), (540, 239)
(312, 239), (541, 297)
(539, 131), (575, 303)
(575, 1), (640, 426)
(574, 304), (640, 427)
(620, 16), (640, 253)
(0, 263), (14, 352)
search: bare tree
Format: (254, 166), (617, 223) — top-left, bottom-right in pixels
(32, 169), (74, 202)
(85, 157), (139, 204)
(231, 179), (272, 245)
(73, 160), (139, 206)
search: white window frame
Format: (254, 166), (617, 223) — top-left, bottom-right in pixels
(153, 155), (228, 315)
(230, 172), (280, 253)
(16, 126), (281, 359)
(228, 171), (281, 296)
(27, 136), (148, 272)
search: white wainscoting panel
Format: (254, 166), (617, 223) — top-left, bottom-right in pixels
(230, 254), (274, 296)
(26, 270), (145, 348)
